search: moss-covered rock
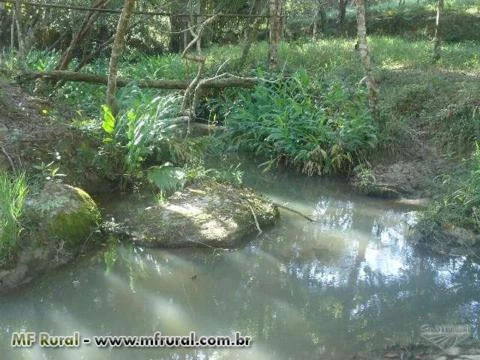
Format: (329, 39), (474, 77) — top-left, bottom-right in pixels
(116, 181), (279, 248)
(27, 182), (101, 248)
(0, 182), (101, 292)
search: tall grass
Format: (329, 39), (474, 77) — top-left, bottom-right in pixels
(0, 172), (28, 265)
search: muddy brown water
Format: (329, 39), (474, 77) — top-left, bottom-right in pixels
(1, 166), (479, 359)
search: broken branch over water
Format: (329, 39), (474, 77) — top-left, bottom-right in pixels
(273, 202), (315, 222)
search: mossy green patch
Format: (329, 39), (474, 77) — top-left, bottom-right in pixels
(26, 182), (101, 249)
(46, 186), (101, 247)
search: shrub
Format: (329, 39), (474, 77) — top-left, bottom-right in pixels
(426, 144), (480, 232)
(215, 71), (378, 175)
(101, 86), (208, 190)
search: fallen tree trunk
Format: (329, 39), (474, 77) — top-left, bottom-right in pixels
(19, 71), (258, 89)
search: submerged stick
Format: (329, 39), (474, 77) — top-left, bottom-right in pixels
(248, 203), (263, 234)
(273, 202), (315, 222)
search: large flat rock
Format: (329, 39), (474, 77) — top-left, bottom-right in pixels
(116, 181), (279, 248)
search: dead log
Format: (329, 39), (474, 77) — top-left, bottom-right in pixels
(19, 71), (258, 89)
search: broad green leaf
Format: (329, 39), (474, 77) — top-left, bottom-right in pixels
(101, 105), (116, 135)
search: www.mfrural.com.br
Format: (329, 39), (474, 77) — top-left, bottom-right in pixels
(11, 331), (252, 348)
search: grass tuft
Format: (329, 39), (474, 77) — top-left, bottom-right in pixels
(0, 172), (28, 266)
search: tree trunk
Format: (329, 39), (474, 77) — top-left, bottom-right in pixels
(23, 10), (41, 56)
(433, 0), (444, 63)
(11, 11), (15, 50)
(355, 0), (378, 119)
(239, 0), (263, 68)
(338, 0), (346, 32)
(169, 15), (184, 53)
(312, 0), (326, 40)
(196, 0), (202, 53)
(268, 0), (283, 69)
(56, 0), (112, 71)
(106, 0), (135, 115)
(14, 0), (25, 65)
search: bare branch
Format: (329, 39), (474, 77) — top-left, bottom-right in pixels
(181, 13), (219, 57)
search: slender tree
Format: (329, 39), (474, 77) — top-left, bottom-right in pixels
(106, 0), (135, 115)
(355, 0), (378, 119)
(338, 0), (346, 32)
(268, 0), (283, 69)
(239, 0), (264, 68)
(169, 1), (188, 53)
(195, 0), (202, 53)
(433, 0), (444, 62)
(313, 0), (326, 40)
(56, 0), (113, 71)
(10, 8), (15, 51)
(14, 0), (25, 66)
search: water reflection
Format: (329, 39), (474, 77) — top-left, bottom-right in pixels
(1, 170), (480, 359)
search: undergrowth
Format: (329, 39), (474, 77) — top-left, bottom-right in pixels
(100, 87), (208, 188)
(413, 144), (480, 249)
(0, 172), (28, 266)
(212, 71), (378, 175)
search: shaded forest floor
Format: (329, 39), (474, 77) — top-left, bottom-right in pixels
(0, 74), (113, 194)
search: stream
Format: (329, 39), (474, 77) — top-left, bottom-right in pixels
(1, 165), (480, 359)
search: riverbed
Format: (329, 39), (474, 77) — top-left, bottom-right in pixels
(1, 166), (479, 359)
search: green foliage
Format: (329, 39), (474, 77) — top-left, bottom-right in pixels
(215, 71), (377, 175)
(418, 144), (480, 240)
(22, 37), (479, 121)
(147, 163), (186, 193)
(103, 89), (181, 175)
(379, 71), (480, 154)
(186, 163), (244, 187)
(26, 50), (59, 72)
(101, 104), (116, 136)
(98, 86), (208, 189)
(447, 146), (480, 230)
(32, 160), (66, 182)
(0, 172), (28, 266)
(352, 164), (377, 193)
(286, 3), (480, 42)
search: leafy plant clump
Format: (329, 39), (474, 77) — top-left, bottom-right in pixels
(0, 172), (28, 266)
(217, 71), (378, 175)
(421, 144), (480, 235)
(100, 86), (213, 194)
